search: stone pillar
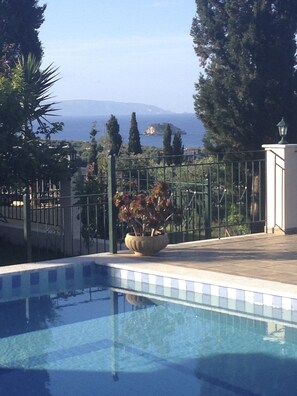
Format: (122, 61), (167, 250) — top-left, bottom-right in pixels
(262, 144), (297, 234)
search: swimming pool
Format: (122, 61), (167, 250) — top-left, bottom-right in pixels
(1, 263), (297, 395)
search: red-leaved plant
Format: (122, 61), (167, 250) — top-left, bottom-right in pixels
(113, 181), (182, 236)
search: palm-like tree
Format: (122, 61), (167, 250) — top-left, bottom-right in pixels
(18, 54), (60, 138)
(0, 54), (74, 187)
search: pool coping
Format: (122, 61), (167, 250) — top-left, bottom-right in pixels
(1, 235), (297, 322)
(2, 249), (297, 299)
(1, 234), (297, 301)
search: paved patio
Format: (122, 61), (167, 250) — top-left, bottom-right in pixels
(161, 233), (297, 284)
(89, 233), (297, 298)
(1, 232), (297, 298)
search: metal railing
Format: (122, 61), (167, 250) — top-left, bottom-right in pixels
(0, 189), (110, 261)
(0, 151), (266, 260)
(110, 151), (266, 246)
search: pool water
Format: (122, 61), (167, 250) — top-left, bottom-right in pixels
(1, 284), (297, 395)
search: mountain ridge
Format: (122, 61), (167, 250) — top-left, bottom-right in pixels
(57, 99), (174, 117)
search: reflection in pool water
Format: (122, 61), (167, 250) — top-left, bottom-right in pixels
(0, 283), (297, 396)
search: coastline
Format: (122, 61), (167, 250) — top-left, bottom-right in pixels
(49, 113), (205, 149)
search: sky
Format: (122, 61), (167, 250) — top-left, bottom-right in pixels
(39, 0), (200, 114)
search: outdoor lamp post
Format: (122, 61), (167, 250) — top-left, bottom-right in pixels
(277, 117), (288, 144)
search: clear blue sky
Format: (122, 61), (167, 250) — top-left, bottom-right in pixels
(39, 0), (200, 113)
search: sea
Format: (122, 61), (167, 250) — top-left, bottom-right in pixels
(49, 113), (205, 149)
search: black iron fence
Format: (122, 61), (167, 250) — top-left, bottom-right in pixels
(111, 151), (266, 245)
(0, 151), (266, 261)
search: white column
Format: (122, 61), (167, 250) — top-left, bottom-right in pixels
(262, 144), (297, 234)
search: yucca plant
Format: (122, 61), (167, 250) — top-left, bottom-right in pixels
(18, 54), (60, 137)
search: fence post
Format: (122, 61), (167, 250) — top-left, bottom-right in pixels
(60, 178), (73, 256)
(23, 191), (32, 262)
(108, 155), (117, 253)
(204, 174), (212, 239)
(262, 143), (297, 234)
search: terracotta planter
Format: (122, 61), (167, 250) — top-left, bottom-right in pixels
(125, 233), (169, 256)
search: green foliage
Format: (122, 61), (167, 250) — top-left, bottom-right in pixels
(106, 114), (122, 156)
(74, 170), (108, 248)
(191, 0), (297, 153)
(141, 145), (161, 157)
(0, 54), (73, 187)
(6, 139), (74, 185)
(128, 112), (142, 155)
(68, 140), (91, 166)
(225, 204), (251, 236)
(162, 124), (184, 165)
(0, 66), (23, 182)
(74, 126), (109, 248)
(18, 54), (60, 136)
(163, 123), (173, 165)
(0, 0), (45, 61)
(172, 132), (184, 165)
(88, 122), (99, 176)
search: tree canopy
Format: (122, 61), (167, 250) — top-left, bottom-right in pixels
(172, 132), (184, 165)
(87, 122), (99, 177)
(128, 112), (142, 155)
(0, 2), (75, 188)
(0, 54), (74, 186)
(191, 0), (297, 153)
(0, 0), (46, 61)
(163, 123), (173, 165)
(106, 114), (122, 156)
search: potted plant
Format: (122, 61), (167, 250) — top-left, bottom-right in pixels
(113, 181), (182, 255)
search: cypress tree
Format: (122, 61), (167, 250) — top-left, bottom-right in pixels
(106, 114), (122, 156)
(88, 122), (98, 177)
(191, 0), (297, 153)
(128, 112), (142, 155)
(172, 132), (184, 165)
(163, 124), (172, 165)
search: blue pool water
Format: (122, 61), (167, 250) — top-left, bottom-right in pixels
(1, 266), (297, 395)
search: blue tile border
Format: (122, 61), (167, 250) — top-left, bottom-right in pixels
(236, 289), (245, 301)
(30, 272), (39, 285)
(236, 300), (245, 312)
(202, 283), (211, 295)
(66, 267), (74, 280)
(107, 266), (297, 325)
(254, 305), (263, 316)
(12, 275), (21, 288)
(186, 280), (195, 292)
(83, 265), (92, 277)
(141, 273), (149, 284)
(219, 286), (228, 298)
(254, 292), (263, 304)
(0, 263), (101, 302)
(48, 270), (57, 283)
(292, 299), (297, 311)
(171, 278), (179, 290)
(1, 261), (297, 326)
(273, 295), (282, 308)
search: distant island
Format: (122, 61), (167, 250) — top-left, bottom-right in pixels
(145, 123), (186, 136)
(58, 100), (173, 116)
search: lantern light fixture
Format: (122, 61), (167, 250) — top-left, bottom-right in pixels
(277, 117), (288, 144)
